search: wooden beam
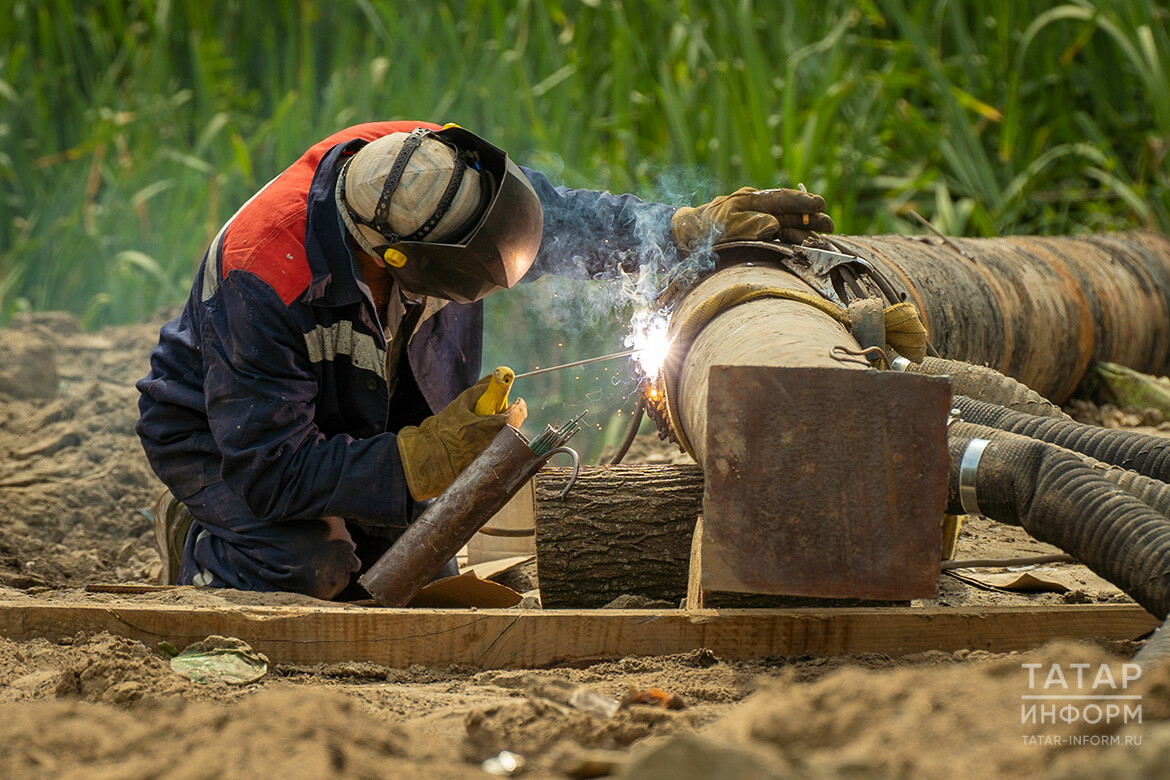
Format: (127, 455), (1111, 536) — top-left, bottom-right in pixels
(697, 366), (951, 600)
(0, 602), (1156, 669)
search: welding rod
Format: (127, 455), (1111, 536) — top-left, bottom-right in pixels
(514, 349), (640, 379)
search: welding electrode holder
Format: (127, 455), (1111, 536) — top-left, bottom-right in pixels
(359, 424), (580, 607)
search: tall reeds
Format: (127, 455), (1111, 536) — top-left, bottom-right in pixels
(3, 0), (1164, 325)
(2, 0), (1166, 454)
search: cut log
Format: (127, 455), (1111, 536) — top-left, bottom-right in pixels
(535, 465), (703, 608)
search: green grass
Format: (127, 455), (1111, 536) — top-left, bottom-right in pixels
(1, 0), (1167, 457)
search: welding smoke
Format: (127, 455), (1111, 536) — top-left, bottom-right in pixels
(517, 164), (721, 330)
(482, 163), (721, 452)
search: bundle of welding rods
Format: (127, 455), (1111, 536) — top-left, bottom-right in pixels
(529, 411), (588, 455)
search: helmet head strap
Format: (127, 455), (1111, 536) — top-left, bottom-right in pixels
(340, 127), (473, 255)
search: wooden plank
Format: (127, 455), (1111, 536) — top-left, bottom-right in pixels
(687, 514), (704, 609)
(700, 366), (951, 600)
(686, 515), (880, 608)
(0, 602), (1157, 669)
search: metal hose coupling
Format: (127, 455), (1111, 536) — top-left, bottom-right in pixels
(958, 437), (992, 516)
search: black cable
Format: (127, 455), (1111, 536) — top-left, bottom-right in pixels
(608, 395), (646, 465)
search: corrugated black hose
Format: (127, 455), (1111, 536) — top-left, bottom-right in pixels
(953, 435), (1170, 523)
(953, 395), (1170, 482)
(1080, 455), (1170, 520)
(895, 356), (1068, 419)
(1090, 450), (1170, 665)
(948, 420), (1170, 620)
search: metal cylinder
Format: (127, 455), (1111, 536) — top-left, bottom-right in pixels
(830, 231), (1170, 402)
(663, 262), (867, 463)
(359, 425), (537, 607)
(658, 259), (950, 601)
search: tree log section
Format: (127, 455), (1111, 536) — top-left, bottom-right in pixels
(535, 464), (703, 608)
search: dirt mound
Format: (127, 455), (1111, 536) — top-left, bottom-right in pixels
(464, 697), (691, 764)
(0, 632), (188, 705)
(0, 626), (1162, 778)
(633, 641), (1166, 779)
(0, 686), (473, 780)
(0, 312), (163, 589)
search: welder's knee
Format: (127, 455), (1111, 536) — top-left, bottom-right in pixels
(268, 516), (362, 600)
(177, 486), (362, 600)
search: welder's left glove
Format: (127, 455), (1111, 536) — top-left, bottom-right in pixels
(397, 375), (528, 501)
(672, 186), (834, 251)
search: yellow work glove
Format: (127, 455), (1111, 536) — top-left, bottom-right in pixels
(397, 374), (528, 501)
(671, 186), (835, 251)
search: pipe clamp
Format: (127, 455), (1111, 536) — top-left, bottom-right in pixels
(959, 438), (991, 516)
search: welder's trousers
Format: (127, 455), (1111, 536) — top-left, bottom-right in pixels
(174, 479), (453, 600)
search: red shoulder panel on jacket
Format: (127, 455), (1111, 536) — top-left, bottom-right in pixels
(218, 121), (442, 305)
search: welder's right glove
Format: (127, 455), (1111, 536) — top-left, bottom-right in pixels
(397, 375), (528, 501)
(671, 186), (835, 251)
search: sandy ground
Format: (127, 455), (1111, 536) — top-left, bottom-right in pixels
(0, 312), (1167, 778)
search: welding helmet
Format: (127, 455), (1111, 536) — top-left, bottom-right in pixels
(336, 125), (543, 304)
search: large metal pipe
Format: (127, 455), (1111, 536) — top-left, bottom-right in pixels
(645, 233), (1170, 601)
(830, 231), (1170, 402)
(649, 231), (1170, 469)
(655, 258), (948, 601)
(662, 263), (866, 463)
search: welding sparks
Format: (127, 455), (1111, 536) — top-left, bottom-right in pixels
(624, 307), (671, 381)
(514, 313), (671, 381)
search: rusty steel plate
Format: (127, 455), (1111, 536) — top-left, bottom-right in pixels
(699, 366), (951, 600)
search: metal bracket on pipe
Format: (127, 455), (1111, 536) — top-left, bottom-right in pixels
(703, 241), (882, 309)
(803, 247), (871, 277)
(789, 247), (876, 307)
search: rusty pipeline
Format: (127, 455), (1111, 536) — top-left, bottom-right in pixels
(359, 425), (578, 607)
(829, 231), (1170, 402)
(636, 233), (1170, 602)
(646, 232), (1170, 449)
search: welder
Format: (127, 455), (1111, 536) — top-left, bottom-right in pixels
(136, 120), (833, 599)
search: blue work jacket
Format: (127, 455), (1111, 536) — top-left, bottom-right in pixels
(136, 122), (676, 527)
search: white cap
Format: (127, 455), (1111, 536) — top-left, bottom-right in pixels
(336, 130), (485, 257)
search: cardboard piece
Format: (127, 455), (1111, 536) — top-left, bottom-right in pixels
(405, 571), (522, 608)
(949, 566), (1124, 596)
(948, 570), (1070, 594)
(460, 555), (534, 580)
